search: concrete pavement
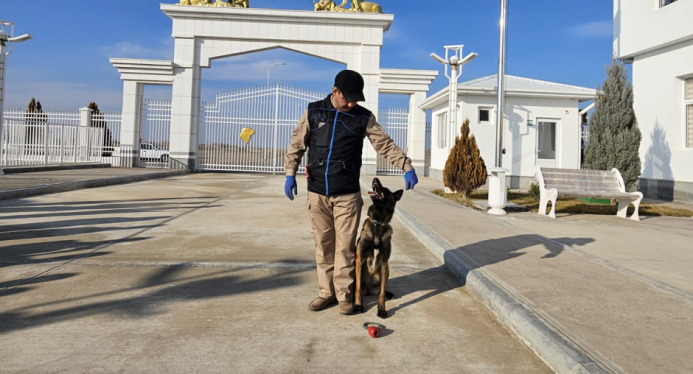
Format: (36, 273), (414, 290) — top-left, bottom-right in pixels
(375, 175), (693, 374)
(0, 173), (551, 373)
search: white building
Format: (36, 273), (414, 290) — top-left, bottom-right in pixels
(614, 0), (693, 203)
(420, 75), (596, 189)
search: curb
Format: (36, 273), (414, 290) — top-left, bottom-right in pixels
(1, 163), (112, 174)
(0, 169), (190, 201)
(394, 206), (606, 374)
(359, 178), (609, 373)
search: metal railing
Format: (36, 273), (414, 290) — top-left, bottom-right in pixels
(198, 84), (325, 173)
(377, 107), (409, 175)
(1, 118), (104, 168)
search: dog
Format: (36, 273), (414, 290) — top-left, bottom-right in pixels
(354, 178), (403, 319)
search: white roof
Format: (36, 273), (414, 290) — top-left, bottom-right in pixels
(419, 74), (597, 109)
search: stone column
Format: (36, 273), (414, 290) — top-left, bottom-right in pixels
(170, 65), (201, 170)
(352, 43), (381, 175)
(408, 91), (427, 176)
(79, 107), (92, 127)
(119, 81), (144, 168)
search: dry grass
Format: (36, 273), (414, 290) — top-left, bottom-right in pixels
(431, 189), (693, 218)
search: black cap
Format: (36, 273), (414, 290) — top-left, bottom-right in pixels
(334, 70), (366, 102)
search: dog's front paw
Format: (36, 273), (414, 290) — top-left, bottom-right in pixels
(377, 308), (388, 319)
(354, 304), (365, 314)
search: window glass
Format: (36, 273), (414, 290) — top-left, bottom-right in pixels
(479, 108), (490, 122)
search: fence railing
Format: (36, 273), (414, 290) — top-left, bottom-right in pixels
(377, 107), (409, 175)
(2, 118), (104, 168)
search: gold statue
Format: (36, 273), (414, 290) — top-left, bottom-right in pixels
(313, 0), (382, 13)
(239, 127), (256, 144)
(349, 0), (382, 13)
(178, 0), (249, 7)
(229, 0), (249, 7)
(314, 0), (345, 11)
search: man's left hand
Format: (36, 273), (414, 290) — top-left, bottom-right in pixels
(404, 170), (418, 190)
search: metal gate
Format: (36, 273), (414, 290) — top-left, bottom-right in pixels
(376, 107), (409, 175)
(198, 84), (325, 173)
(197, 84), (410, 175)
(139, 99), (172, 168)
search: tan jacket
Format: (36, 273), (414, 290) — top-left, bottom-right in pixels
(284, 109), (414, 176)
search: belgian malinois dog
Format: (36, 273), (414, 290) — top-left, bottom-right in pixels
(354, 178), (403, 319)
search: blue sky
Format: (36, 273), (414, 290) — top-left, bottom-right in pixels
(3, 0), (613, 111)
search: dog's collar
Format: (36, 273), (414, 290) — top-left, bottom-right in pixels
(371, 219), (385, 226)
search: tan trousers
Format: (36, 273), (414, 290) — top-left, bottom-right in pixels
(307, 191), (363, 302)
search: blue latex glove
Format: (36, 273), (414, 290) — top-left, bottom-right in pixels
(404, 170), (418, 190)
(284, 176), (298, 201)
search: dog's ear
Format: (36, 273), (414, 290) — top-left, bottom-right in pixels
(393, 189), (403, 202)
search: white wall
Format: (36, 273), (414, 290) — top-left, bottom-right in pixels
(429, 95), (581, 181)
(631, 40), (693, 183)
(614, 0), (693, 58)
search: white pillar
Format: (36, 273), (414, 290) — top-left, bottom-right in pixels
(352, 44), (381, 175)
(120, 81), (144, 167)
(79, 107), (92, 127)
(408, 91), (427, 176)
(170, 65), (201, 170)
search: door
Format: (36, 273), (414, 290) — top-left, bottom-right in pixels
(536, 120), (557, 168)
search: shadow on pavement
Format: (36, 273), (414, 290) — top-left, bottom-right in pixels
(0, 261), (310, 335)
(376, 235), (594, 317)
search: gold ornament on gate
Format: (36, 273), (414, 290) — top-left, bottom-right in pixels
(313, 0), (382, 13)
(239, 127), (256, 144)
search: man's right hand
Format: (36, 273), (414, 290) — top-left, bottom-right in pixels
(284, 176), (298, 201)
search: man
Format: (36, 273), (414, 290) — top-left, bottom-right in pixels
(284, 70), (418, 315)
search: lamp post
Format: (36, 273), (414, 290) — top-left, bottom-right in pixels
(487, 0), (510, 216)
(0, 21), (33, 175)
(430, 46), (478, 155)
(495, 0), (508, 168)
(267, 62), (286, 86)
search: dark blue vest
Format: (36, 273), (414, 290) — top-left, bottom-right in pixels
(305, 95), (372, 196)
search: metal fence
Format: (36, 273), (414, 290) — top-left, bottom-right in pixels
(3, 107), (81, 126)
(138, 99), (171, 169)
(377, 107), (409, 175)
(198, 84), (325, 173)
(1, 117), (104, 168)
(96, 110), (123, 165)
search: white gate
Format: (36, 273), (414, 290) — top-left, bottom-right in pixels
(139, 99), (172, 168)
(376, 107), (409, 175)
(198, 84), (325, 173)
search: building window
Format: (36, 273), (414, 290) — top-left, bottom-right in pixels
(437, 112), (447, 149)
(686, 78), (693, 148)
(660, 0), (678, 7)
(479, 107), (492, 123)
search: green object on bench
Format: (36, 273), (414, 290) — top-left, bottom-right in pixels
(578, 197), (612, 205)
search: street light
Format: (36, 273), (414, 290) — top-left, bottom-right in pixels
(267, 62), (286, 86)
(0, 21), (33, 175)
(430, 45), (478, 157)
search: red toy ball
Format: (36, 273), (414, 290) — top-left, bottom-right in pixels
(363, 322), (385, 338)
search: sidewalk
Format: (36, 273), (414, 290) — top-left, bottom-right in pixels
(375, 175), (693, 374)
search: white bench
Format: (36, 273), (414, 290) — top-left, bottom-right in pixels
(535, 167), (643, 221)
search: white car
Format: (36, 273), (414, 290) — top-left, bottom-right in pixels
(140, 143), (170, 163)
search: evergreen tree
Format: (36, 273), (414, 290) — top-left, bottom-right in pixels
(443, 118), (487, 198)
(25, 98), (39, 151)
(584, 60), (642, 189)
(88, 102), (114, 156)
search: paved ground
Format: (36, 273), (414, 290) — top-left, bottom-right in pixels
(378, 175), (693, 374)
(0, 174), (551, 374)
